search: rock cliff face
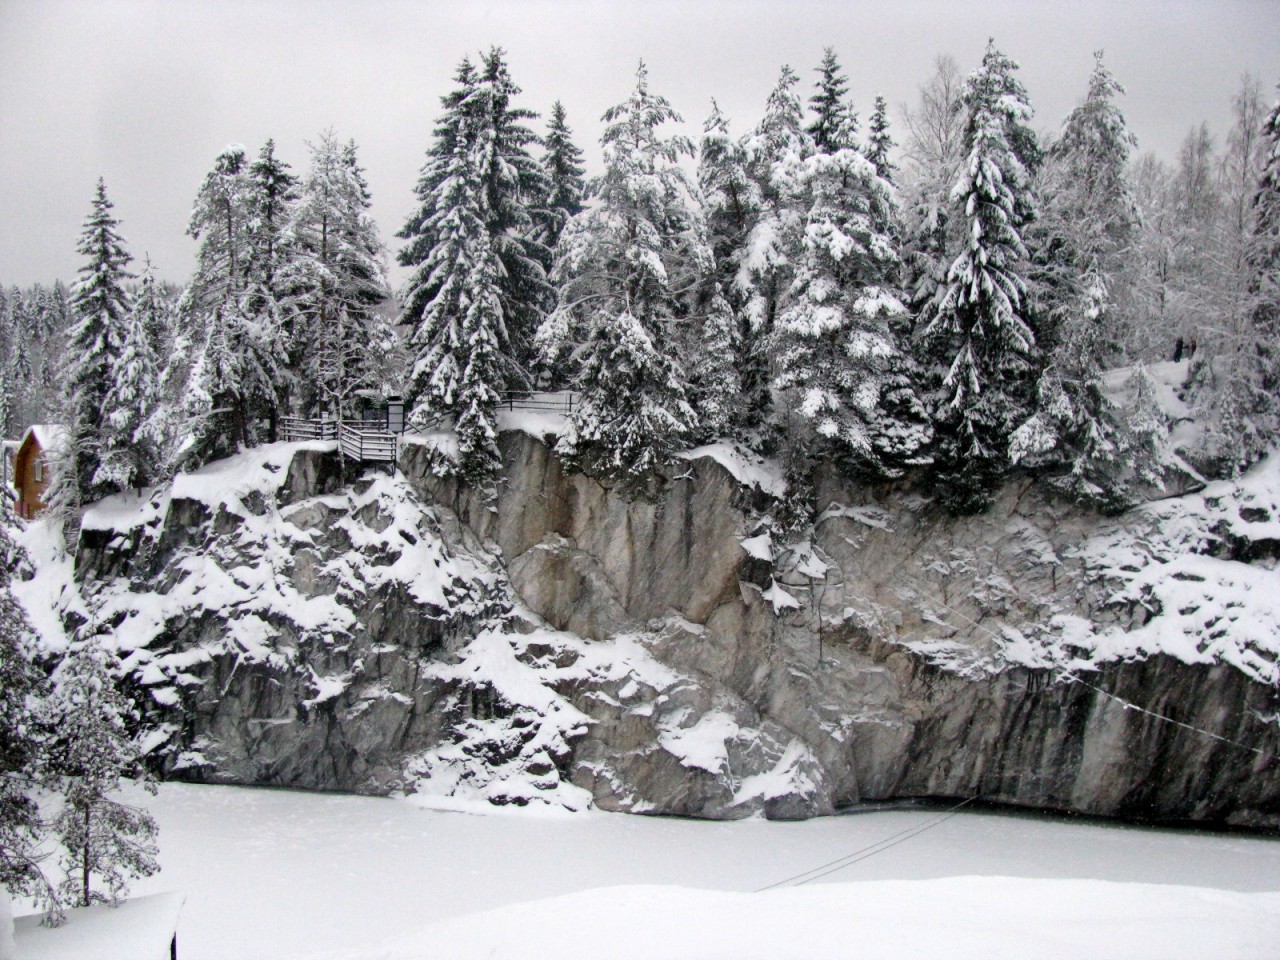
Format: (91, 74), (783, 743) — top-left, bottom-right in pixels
(404, 431), (1280, 825)
(30, 430), (1280, 826)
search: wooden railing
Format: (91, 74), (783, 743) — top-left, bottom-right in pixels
(278, 392), (577, 465)
(281, 417), (395, 464)
(338, 421), (396, 463)
(501, 391), (578, 415)
(280, 417), (337, 442)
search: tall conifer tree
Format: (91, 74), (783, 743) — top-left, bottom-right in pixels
(773, 147), (930, 480)
(1014, 53), (1147, 508)
(399, 50), (550, 482)
(739, 65), (812, 330)
(536, 101), (587, 255)
(698, 101), (769, 440)
(61, 180), (133, 507)
(96, 283), (160, 493)
(866, 95), (896, 183)
(918, 41), (1039, 513)
(282, 131), (391, 420)
(537, 62), (707, 477)
(179, 145), (285, 459)
(244, 140), (298, 436)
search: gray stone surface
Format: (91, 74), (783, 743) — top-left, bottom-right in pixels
(64, 435), (1280, 825)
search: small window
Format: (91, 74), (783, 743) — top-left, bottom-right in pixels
(33, 459), (43, 483)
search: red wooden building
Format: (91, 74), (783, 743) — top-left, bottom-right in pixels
(10, 424), (65, 520)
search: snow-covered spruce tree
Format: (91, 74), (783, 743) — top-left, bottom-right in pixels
(474, 48), (554, 365)
(59, 179), (133, 509)
(339, 140), (401, 397)
(178, 144), (286, 463)
(174, 302), (242, 471)
(175, 146), (250, 464)
(917, 41), (1040, 514)
(0, 520), (51, 911)
(42, 639), (157, 910)
(866, 95), (896, 184)
(530, 101), (587, 390)
(773, 147), (930, 480)
(1, 310), (22, 443)
(282, 131), (391, 422)
(245, 140), (298, 306)
(95, 281), (161, 494)
(183, 146), (250, 315)
(398, 58), (506, 481)
(732, 66), (816, 441)
(537, 62), (705, 478)
(700, 101), (757, 284)
(698, 102), (767, 440)
(535, 100), (587, 257)
(243, 140), (298, 437)
(1013, 53), (1149, 510)
(0, 296), (11, 441)
(130, 258), (172, 367)
(808, 47), (857, 154)
(686, 285), (740, 442)
(399, 51), (551, 481)
(739, 66), (812, 331)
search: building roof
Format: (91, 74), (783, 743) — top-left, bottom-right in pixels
(13, 892), (185, 960)
(20, 424), (68, 453)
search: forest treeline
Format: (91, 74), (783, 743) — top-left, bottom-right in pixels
(2, 41), (1278, 518)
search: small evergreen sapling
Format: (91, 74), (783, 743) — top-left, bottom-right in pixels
(43, 640), (158, 910)
(866, 95), (896, 184)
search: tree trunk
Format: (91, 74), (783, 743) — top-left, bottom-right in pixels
(81, 805), (91, 907)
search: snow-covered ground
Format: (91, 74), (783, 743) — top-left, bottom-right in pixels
(16, 783), (1280, 960)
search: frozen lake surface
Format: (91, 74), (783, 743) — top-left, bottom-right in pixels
(20, 782), (1280, 959)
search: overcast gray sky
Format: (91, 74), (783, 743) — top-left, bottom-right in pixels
(1, 0), (1277, 288)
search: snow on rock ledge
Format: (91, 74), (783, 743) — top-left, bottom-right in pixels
(15, 430), (1280, 825)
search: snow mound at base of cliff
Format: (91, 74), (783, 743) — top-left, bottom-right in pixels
(328, 878), (1280, 960)
(400, 626), (598, 812)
